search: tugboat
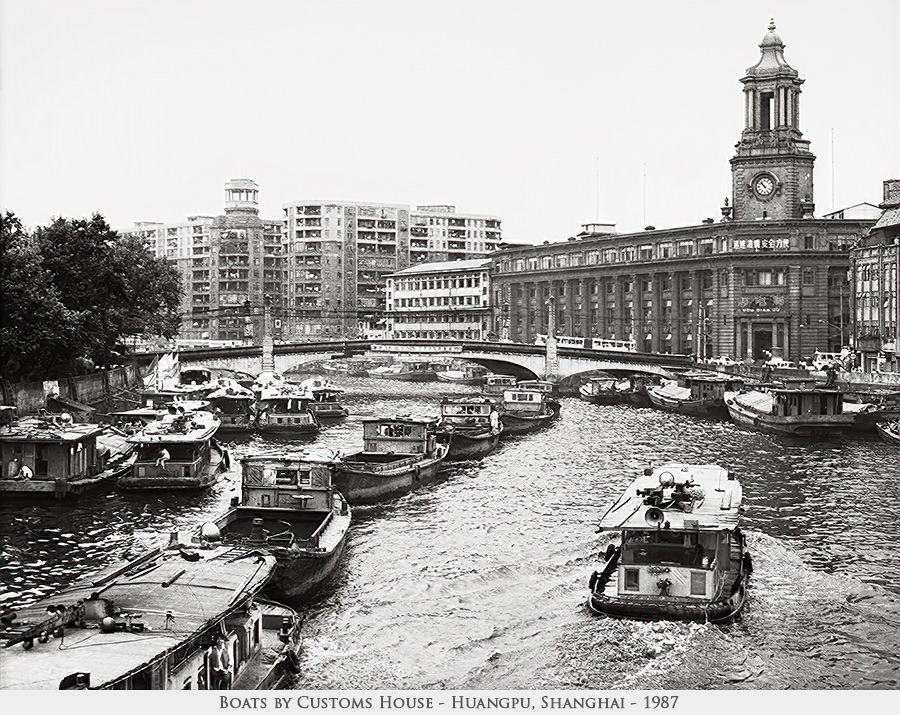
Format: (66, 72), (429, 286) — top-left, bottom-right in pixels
(437, 397), (503, 460)
(482, 374), (519, 397)
(517, 380), (562, 416)
(118, 408), (228, 491)
(333, 417), (449, 504)
(294, 377), (348, 420)
(588, 464), (751, 622)
(724, 386), (881, 437)
(0, 415), (136, 499)
(0, 540), (303, 690)
(206, 379), (255, 434)
(579, 377), (629, 405)
(497, 389), (556, 434)
(646, 372), (744, 418)
(213, 453), (352, 605)
(253, 382), (320, 437)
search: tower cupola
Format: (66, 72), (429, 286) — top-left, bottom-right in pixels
(224, 178), (260, 215)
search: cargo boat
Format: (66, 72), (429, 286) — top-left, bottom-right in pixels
(333, 418), (449, 504)
(497, 389), (556, 434)
(118, 409), (227, 491)
(253, 382), (320, 437)
(214, 453), (351, 605)
(0, 416), (136, 499)
(646, 372), (744, 418)
(588, 464), (751, 622)
(0, 541), (302, 690)
(295, 377), (348, 420)
(437, 397), (503, 460)
(207, 379), (255, 434)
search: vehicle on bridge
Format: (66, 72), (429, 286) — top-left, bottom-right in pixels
(119, 409), (227, 491)
(437, 397), (503, 460)
(535, 335), (636, 352)
(333, 418), (449, 504)
(588, 464), (751, 622)
(646, 372), (744, 418)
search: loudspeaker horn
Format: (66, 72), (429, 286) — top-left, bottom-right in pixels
(645, 507), (665, 526)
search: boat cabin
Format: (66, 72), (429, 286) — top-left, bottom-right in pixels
(501, 389), (546, 414)
(678, 373), (744, 400)
(771, 388), (843, 417)
(598, 465), (743, 603)
(584, 377), (620, 395)
(0, 417), (105, 484)
(255, 385), (318, 430)
(518, 380), (559, 397)
(128, 412), (218, 480)
(362, 418), (438, 456)
(179, 367), (215, 387)
(238, 455), (340, 513)
(439, 397), (497, 427)
(483, 374), (519, 395)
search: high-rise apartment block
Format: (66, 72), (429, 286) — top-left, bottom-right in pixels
(126, 188), (502, 343)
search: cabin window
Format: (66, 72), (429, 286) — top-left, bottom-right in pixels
(624, 568), (640, 591)
(262, 494), (271, 506)
(275, 469), (296, 485)
(298, 470), (312, 486)
(690, 572), (706, 596)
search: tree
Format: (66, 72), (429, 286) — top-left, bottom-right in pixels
(1, 211), (183, 380)
(0, 212), (80, 380)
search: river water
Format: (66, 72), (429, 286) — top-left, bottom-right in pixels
(1, 376), (898, 690)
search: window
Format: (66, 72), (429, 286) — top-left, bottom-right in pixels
(804, 235), (815, 249)
(624, 569), (640, 591)
(803, 269), (816, 286)
(690, 571), (706, 595)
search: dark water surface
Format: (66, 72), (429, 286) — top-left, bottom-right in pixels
(2, 377), (898, 689)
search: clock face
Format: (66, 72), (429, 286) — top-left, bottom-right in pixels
(754, 175), (776, 197)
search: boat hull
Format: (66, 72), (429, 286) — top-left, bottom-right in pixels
(254, 423), (321, 437)
(0, 457), (135, 499)
(333, 446), (448, 504)
(446, 428), (500, 460)
(588, 578), (748, 622)
(579, 391), (626, 406)
(875, 421), (900, 445)
(725, 397), (860, 437)
(368, 372), (436, 382)
(436, 374), (483, 385)
(499, 411), (555, 434)
(309, 404), (348, 420)
(647, 389), (727, 418)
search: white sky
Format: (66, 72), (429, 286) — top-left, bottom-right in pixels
(1, 0), (898, 244)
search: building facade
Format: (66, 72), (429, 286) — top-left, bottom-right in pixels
(491, 21), (875, 363)
(385, 259), (492, 340)
(282, 201), (502, 339)
(125, 179), (286, 345)
(850, 179), (900, 372)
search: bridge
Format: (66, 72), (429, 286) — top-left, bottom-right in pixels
(172, 339), (692, 385)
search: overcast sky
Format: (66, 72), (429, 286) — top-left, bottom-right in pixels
(1, 0), (897, 244)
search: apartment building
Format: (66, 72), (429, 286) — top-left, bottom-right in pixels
(386, 259), (492, 340)
(283, 201), (502, 339)
(124, 179), (285, 344)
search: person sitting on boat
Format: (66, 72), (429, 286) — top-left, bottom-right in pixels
(210, 634), (232, 689)
(17, 463), (33, 480)
(155, 447), (171, 474)
(6, 457), (21, 479)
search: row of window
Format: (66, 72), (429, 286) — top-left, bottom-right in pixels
(392, 295), (483, 308)
(390, 275), (486, 292)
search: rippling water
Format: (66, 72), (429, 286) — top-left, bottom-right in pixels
(2, 377), (898, 689)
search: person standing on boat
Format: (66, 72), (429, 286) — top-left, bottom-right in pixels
(155, 447), (170, 473)
(210, 635), (232, 689)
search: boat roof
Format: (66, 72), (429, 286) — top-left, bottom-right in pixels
(362, 416), (438, 427)
(0, 417), (104, 444)
(296, 378), (343, 393)
(241, 449), (342, 467)
(0, 544), (276, 689)
(257, 383), (312, 401)
(598, 464), (743, 532)
(207, 380), (255, 399)
(440, 396), (496, 405)
(127, 411), (220, 444)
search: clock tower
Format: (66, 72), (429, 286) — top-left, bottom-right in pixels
(730, 20), (816, 221)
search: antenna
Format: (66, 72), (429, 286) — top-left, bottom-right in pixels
(596, 156), (600, 222)
(642, 163), (647, 226)
(830, 128), (835, 212)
